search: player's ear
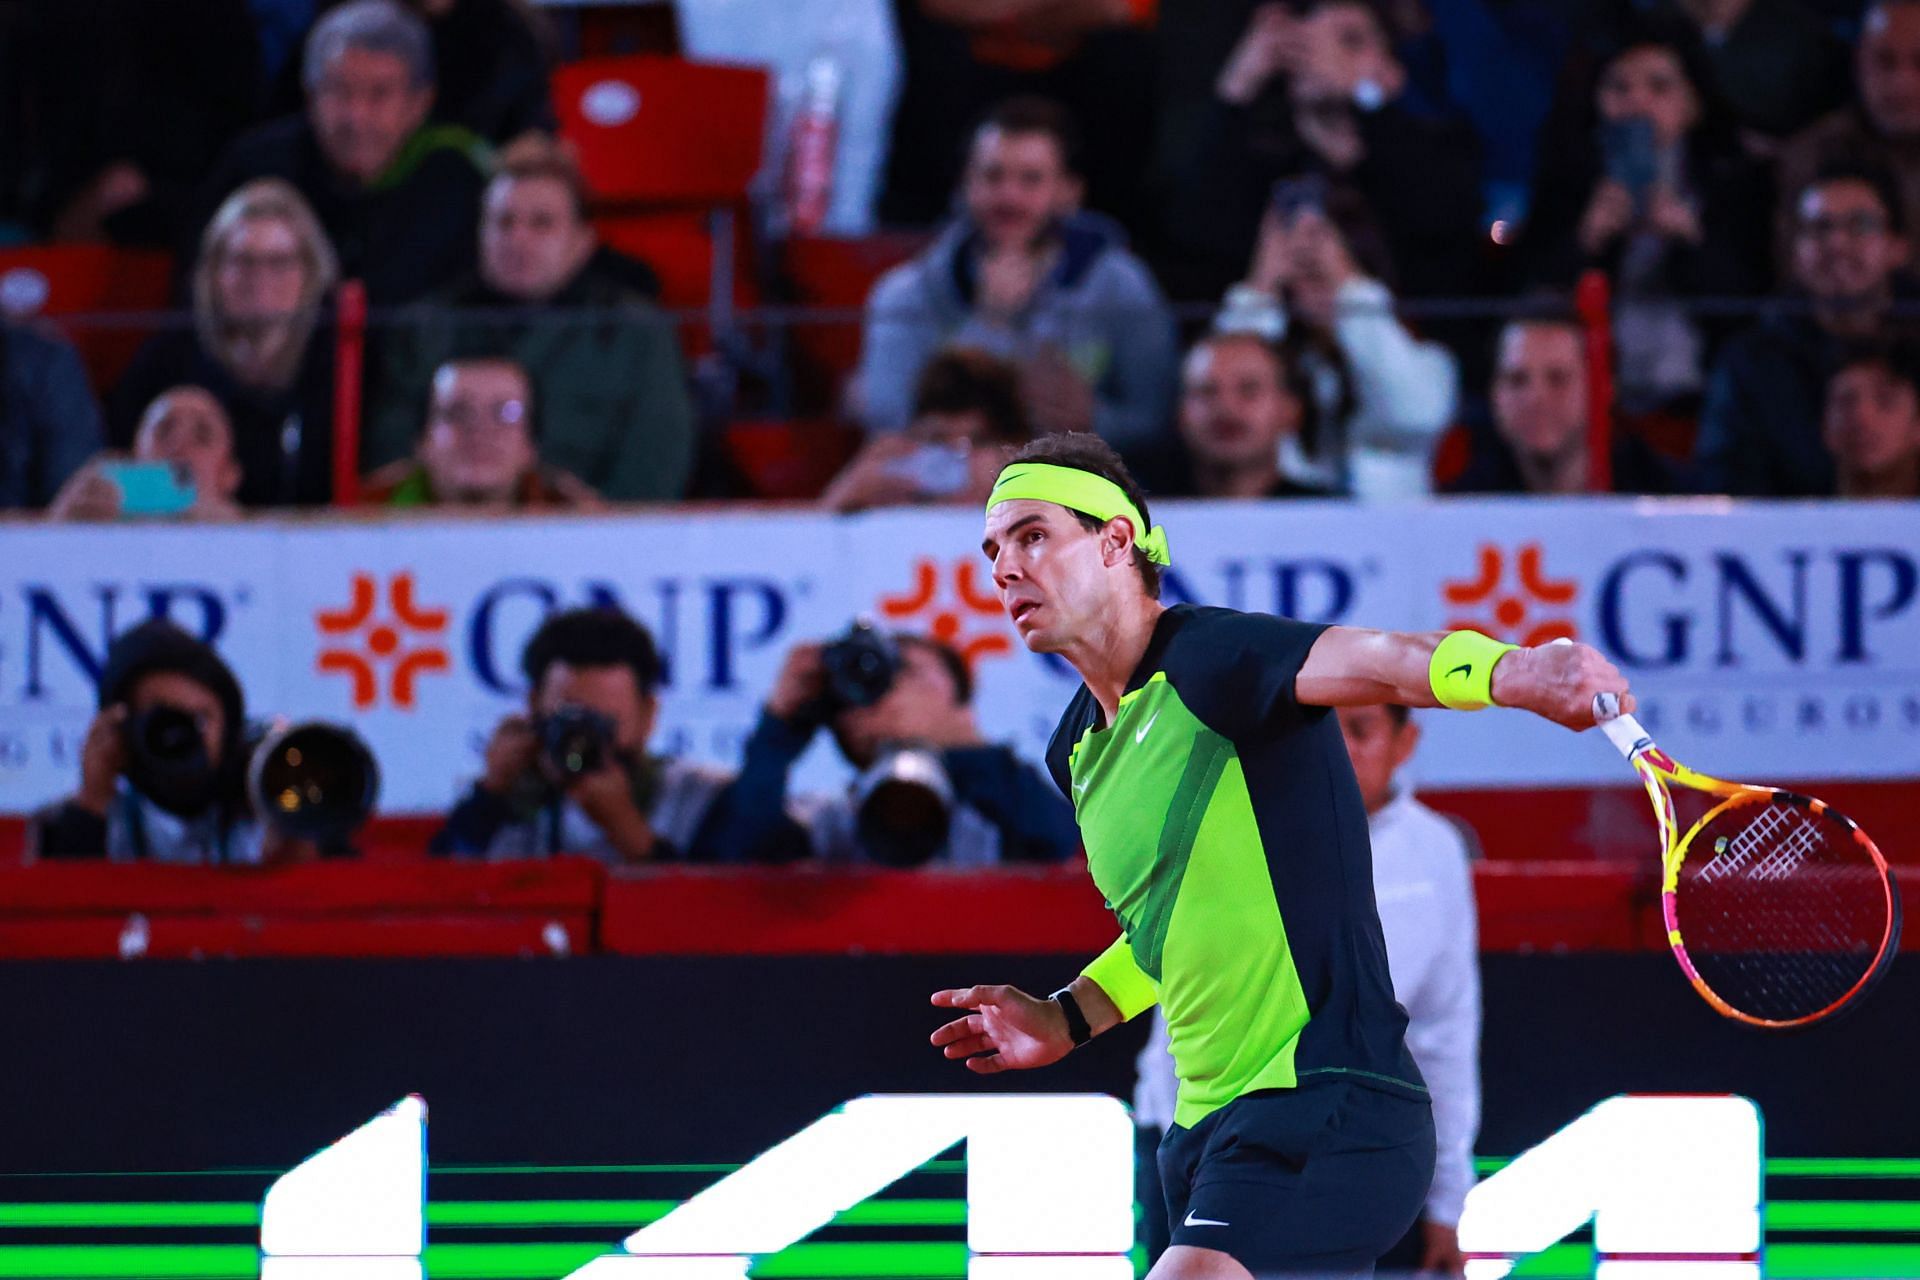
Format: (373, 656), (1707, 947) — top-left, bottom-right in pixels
(1100, 515), (1136, 568)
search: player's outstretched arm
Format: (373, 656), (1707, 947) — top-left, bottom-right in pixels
(1296, 628), (1634, 731)
(929, 977), (1123, 1074)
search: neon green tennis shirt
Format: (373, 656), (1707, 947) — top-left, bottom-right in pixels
(1047, 605), (1427, 1129)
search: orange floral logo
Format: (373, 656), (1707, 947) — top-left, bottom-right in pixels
(876, 558), (1013, 668)
(315, 572), (451, 709)
(1442, 543), (1579, 645)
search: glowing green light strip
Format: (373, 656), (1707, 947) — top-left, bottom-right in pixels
(0, 1198), (970, 1231)
(1768, 1201), (1920, 1231)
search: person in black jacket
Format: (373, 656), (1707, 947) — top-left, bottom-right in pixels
(110, 179), (339, 507)
(1522, 19), (1773, 413)
(714, 630), (1080, 868)
(188, 0), (488, 306)
(1162, 0), (1483, 302)
(28, 620), (268, 865)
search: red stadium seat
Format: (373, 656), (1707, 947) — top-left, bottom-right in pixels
(0, 244), (173, 392)
(723, 417), (863, 499)
(780, 233), (932, 413)
(554, 56), (770, 207)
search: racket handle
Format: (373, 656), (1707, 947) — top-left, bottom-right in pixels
(1592, 692), (1654, 759)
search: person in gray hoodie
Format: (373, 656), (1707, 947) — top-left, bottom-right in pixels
(855, 97), (1178, 454)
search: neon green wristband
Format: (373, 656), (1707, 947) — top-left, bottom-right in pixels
(1429, 629), (1519, 711)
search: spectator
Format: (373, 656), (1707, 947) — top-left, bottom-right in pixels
(716, 630), (1080, 866)
(50, 386), (246, 521)
(433, 606), (733, 863)
(1170, 332), (1328, 498)
(361, 357), (599, 509)
(1671, 0), (1850, 141)
(111, 178), (340, 507)
(28, 620), (267, 864)
(268, 0), (557, 145)
(1696, 161), (1916, 494)
(1450, 317), (1675, 494)
(1778, 0), (1920, 273)
(1165, 0), (1482, 301)
(881, 0), (1157, 236)
(1214, 184), (1459, 499)
(365, 139), (696, 500)
(1823, 345), (1920, 497)
(822, 348), (1028, 513)
(193, 0), (488, 305)
(0, 320), (105, 510)
(1523, 23), (1772, 413)
(1134, 703), (1479, 1277)
(857, 97), (1179, 455)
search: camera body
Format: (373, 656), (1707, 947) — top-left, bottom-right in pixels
(540, 704), (619, 781)
(819, 619), (902, 712)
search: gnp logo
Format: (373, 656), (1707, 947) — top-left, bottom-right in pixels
(1443, 543), (1578, 646)
(315, 572), (451, 709)
(875, 558), (1012, 668)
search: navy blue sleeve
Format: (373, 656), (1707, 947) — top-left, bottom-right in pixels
(686, 711), (814, 864)
(1043, 686), (1097, 800)
(943, 745), (1082, 864)
(430, 785), (517, 858)
(1165, 607), (1331, 742)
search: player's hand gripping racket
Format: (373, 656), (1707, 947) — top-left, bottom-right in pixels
(1591, 691), (1902, 1028)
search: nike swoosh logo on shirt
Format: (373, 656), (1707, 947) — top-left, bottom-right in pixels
(1135, 711), (1160, 744)
(1184, 1212), (1230, 1227)
(1072, 779), (1089, 798)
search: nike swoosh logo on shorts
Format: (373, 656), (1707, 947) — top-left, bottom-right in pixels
(1135, 711), (1160, 744)
(1184, 1211), (1229, 1227)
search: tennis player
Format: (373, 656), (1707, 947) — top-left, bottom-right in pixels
(930, 433), (1633, 1279)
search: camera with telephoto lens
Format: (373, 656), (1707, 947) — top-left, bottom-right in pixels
(820, 619), (902, 712)
(122, 704), (220, 818)
(540, 705), (618, 781)
(853, 742), (955, 867)
(246, 721), (380, 846)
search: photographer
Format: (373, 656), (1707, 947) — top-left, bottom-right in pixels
(716, 626), (1079, 867)
(432, 607), (732, 863)
(29, 619), (267, 864)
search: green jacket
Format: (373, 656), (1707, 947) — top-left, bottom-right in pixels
(366, 263), (697, 501)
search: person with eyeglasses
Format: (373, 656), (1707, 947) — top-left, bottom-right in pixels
(1696, 159), (1920, 495)
(360, 357), (599, 509)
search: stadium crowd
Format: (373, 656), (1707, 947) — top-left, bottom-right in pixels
(2, 0), (1919, 515)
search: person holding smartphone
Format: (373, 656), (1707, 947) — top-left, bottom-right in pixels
(823, 349), (1030, 514)
(48, 386), (246, 522)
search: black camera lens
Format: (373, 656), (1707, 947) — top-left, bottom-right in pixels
(122, 705), (219, 818)
(821, 621), (901, 710)
(135, 706), (202, 761)
(248, 723), (379, 845)
(540, 706), (616, 781)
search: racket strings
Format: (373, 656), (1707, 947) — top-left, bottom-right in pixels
(1677, 799), (1889, 1023)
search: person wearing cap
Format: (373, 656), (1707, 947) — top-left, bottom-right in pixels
(28, 619), (267, 864)
(928, 432), (1634, 1279)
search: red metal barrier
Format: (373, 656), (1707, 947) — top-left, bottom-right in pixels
(1574, 269), (1615, 492)
(331, 278), (367, 506)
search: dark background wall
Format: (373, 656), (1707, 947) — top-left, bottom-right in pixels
(2, 954), (1912, 1177)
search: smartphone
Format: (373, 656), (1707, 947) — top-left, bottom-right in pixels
(97, 460), (196, 517)
(1600, 117), (1660, 209)
(1271, 173), (1329, 224)
(883, 444), (972, 498)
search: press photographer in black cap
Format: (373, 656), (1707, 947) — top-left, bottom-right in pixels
(713, 623), (1079, 866)
(31, 619), (264, 863)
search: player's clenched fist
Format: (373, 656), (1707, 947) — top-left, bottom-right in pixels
(929, 985), (1074, 1074)
(1489, 641), (1635, 731)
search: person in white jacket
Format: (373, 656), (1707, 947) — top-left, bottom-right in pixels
(1134, 701), (1480, 1275)
(1213, 186), (1459, 501)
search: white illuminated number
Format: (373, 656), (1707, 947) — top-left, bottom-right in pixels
(1459, 1095), (1762, 1280)
(562, 1094), (1134, 1278)
(259, 1094), (425, 1280)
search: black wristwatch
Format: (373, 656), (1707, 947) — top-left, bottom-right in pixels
(1050, 986), (1093, 1047)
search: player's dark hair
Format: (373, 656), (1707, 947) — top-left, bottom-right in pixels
(1005, 433), (1162, 599)
(898, 634), (974, 705)
(521, 606), (663, 695)
(913, 349), (1029, 445)
(976, 95), (1082, 177)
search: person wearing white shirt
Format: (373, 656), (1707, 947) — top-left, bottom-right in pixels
(1133, 702), (1480, 1275)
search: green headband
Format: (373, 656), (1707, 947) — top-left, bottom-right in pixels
(986, 462), (1172, 566)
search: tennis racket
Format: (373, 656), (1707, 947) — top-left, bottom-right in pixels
(1592, 691), (1902, 1029)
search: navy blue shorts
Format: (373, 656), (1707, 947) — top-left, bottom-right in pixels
(1157, 1077), (1436, 1276)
